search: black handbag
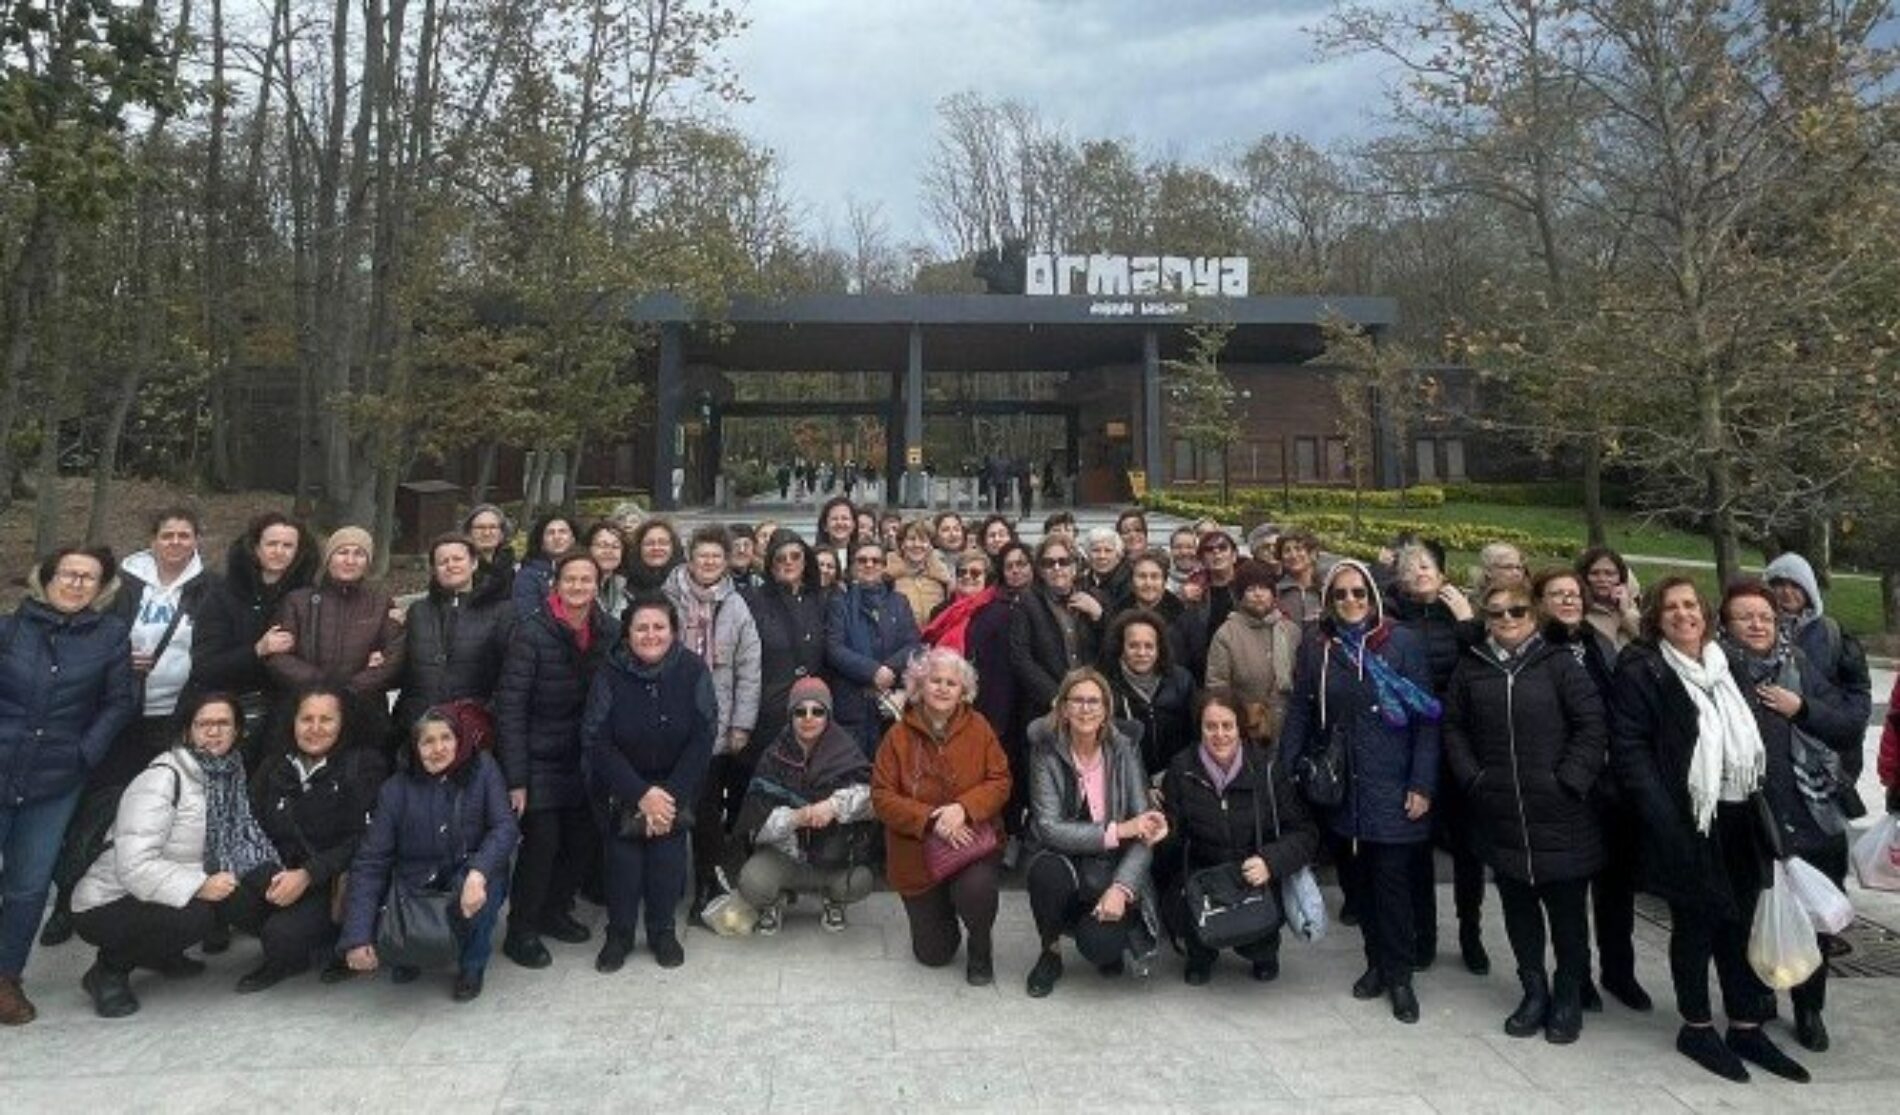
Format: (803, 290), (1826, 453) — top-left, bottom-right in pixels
(375, 791), (466, 970)
(1183, 757), (1285, 950)
(1295, 723), (1347, 809)
(803, 820), (878, 870)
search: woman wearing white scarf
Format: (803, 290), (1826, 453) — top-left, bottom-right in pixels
(1609, 577), (1807, 1086)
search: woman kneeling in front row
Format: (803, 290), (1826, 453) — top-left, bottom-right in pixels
(1023, 667), (1169, 997)
(1163, 692), (1318, 985)
(338, 710), (518, 1001)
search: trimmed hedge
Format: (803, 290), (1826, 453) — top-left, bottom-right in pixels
(1443, 480), (1631, 508)
(1141, 492), (1578, 558)
(1164, 485), (1448, 510)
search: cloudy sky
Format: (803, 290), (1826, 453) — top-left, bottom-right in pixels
(726, 0), (1392, 250)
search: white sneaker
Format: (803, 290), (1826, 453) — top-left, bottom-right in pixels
(821, 901), (847, 933)
(756, 904), (782, 936)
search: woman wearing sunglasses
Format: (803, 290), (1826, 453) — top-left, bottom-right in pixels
(733, 679), (876, 934)
(827, 540), (921, 757)
(1010, 535), (1105, 738)
(1443, 583), (1608, 1044)
(1281, 559), (1442, 1024)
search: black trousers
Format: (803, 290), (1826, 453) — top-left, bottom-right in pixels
(691, 754), (751, 892)
(1591, 798), (1643, 985)
(1026, 852), (1133, 967)
(1338, 838), (1418, 985)
(900, 856), (999, 968)
(1495, 875), (1591, 989)
(509, 804), (598, 937)
(223, 873), (337, 969)
(73, 896), (218, 973)
(1788, 838), (1848, 1016)
(1667, 804), (1776, 1026)
(1411, 779), (1485, 948)
(601, 829), (689, 937)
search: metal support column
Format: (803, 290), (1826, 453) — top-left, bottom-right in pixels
(1143, 329), (1166, 489)
(654, 323), (684, 510)
(904, 325), (925, 506)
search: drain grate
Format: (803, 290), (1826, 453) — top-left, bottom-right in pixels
(1632, 895), (1900, 978)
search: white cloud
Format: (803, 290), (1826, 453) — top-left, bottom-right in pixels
(727, 0), (1389, 249)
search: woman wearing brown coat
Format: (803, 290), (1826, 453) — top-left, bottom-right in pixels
(871, 647), (1012, 987)
(266, 528), (406, 749)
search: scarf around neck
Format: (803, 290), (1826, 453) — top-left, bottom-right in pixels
(1199, 742), (1243, 794)
(667, 564), (724, 667)
(1334, 620), (1442, 729)
(1659, 640), (1765, 834)
(194, 748), (279, 877)
(921, 586), (995, 654)
(1119, 660), (1163, 705)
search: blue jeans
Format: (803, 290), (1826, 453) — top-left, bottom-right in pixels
(454, 870), (509, 975)
(0, 788), (84, 977)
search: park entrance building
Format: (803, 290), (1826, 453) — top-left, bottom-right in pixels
(622, 292), (1402, 510)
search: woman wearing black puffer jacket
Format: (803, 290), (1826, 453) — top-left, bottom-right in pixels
(394, 533), (515, 732)
(188, 513), (318, 750)
(1444, 582), (1608, 1046)
(741, 530), (828, 763)
(494, 550), (616, 970)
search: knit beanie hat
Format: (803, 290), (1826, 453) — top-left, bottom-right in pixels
(323, 526), (375, 571)
(788, 676), (833, 714)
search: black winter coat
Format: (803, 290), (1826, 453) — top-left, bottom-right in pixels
(251, 744), (388, 887)
(1443, 639), (1608, 884)
(0, 596), (136, 806)
(1280, 623), (1441, 845)
(742, 578), (829, 755)
(1385, 594), (1473, 695)
(494, 607), (616, 811)
(1609, 644), (1772, 915)
(1009, 586), (1102, 724)
(187, 536), (317, 701)
(395, 573), (516, 730)
(965, 595), (1017, 747)
(1735, 648), (1864, 860)
(338, 752), (519, 951)
(1106, 664), (1197, 777)
(1162, 745), (1319, 881)
(581, 642), (717, 810)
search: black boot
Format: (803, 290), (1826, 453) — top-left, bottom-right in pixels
(1351, 966), (1386, 1000)
(1601, 971), (1653, 1012)
(1389, 980), (1420, 1024)
(1726, 1026), (1809, 1083)
(81, 962), (139, 1019)
(1504, 969), (1550, 1038)
(1578, 976), (1603, 1012)
(38, 907), (74, 948)
(1676, 1024), (1747, 1082)
(1459, 919), (1490, 976)
(1794, 1006), (1829, 1052)
(595, 929), (635, 974)
(1545, 975), (1582, 1045)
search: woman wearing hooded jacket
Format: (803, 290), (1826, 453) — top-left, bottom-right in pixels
(71, 692), (272, 1017)
(582, 595), (717, 972)
(1443, 582), (1608, 1044)
(1718, 581), (1865, 1054)
(0, 547), (136, 1025)
(1280, 559), (1442, 1024)
(1163, 691), (1318, 985)
(339, 709), (519, 1001)
(495, 550), (616, 969)
(1610, 576), (1807, 1083)
(394, 533), (515, 734)
(224, 685), (387, 992)
(733, 678), (876, 934)
(1022, 667), (1169, 997)
(828, 539), (921, 757)
(188, 512), (317, 750)
(742, 530), (829, 762)
(510, 514), (580, 619)
(266, 527), (406, 750)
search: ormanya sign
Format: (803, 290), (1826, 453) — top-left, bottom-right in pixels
(1025, 253), (1250, 298)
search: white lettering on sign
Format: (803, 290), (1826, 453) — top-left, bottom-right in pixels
(1086, 300), (1190, 318)
(1027, 253), (1248, 297)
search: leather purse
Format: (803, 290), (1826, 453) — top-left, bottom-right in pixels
(923, 822), (1000, 883)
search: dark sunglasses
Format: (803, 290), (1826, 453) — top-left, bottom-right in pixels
(1041, 556), (1074, 569)
(1329, 586), (1369, 602)
(1486, 605), (1532, 620)
(791, 704), (829, 720)
(957, 568), (988, 581)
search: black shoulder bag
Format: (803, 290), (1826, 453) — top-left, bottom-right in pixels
(375, 789), (466, 970)
(1183, 758), (1285, 951)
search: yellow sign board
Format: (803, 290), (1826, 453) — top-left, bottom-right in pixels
(1127, 470), (1148, 499)
(906, 446), (923, 467)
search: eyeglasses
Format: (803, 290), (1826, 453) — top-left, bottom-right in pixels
(1065, 695), (1104, 708)
(773, 551), (804, 564)
(1486, 605), (1532, 620)
(1543, 591), (1582, 604)
(54, 570), (100, 586)
(1330, 586), (1369, 602)
(1204, 542), (1234, 554)
(791, 704), (828, 720)
(957, 568), (987, 581)
(1041, 557), (1074, 569)
(854, 556), (885, 567)
(191, 719), (236, 732)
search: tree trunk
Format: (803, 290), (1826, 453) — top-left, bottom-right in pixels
(32, 406), (62, 559)
(86, 365), (144, 545)
(563, 437), (586, 517)
(0, 205), (57, 514)
(1581, 439), (1607, 546)
(471, 442), (497, 505)
(1697, 374), (1741, 585)
(372, 456), (400, 577)
(1882, 568), (1899, 635)
(520, 450), (548, 528)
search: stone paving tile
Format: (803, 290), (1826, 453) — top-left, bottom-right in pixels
(1259, 1033), (1538, 1099)
(1665, 1079), (1899, 1113)
(767, 1048), (1038, 1112)
(498, 1055), (775, 1113)
(1022, 1041), (1297, 1106)
(1419, 1085), (1693, 1114)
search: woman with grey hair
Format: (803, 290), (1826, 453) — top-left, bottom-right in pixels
(1082, 527), (1132, 612)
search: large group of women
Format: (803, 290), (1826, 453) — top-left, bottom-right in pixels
(0, 497), (1887, 1087)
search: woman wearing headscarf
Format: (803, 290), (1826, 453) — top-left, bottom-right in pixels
(495, 550), (616, 969)
(1718, 581), (1864, 1054)
(582, 596), (716, 973)
(71, 692), (273, 1017)
(0, 547), (135, 1025)
(1443, 582), (1607, 1044)
(510, 514), (580, 618)
(1610, 577), (1806, 1082)
(1280, 559), (1442, 1024)
(1162, 691), (1318, 985)
(871, 647), (1011, 985)
(626, 519), (683, 595)
(339, 708), (519, 1001)
(742, 530), (829, 762)
(461, 504), (517, 597)
(266, 526), (406, 750)
(827, 539), (921, 757)
(733, 678), (876, 934)
(1022, 667), (1168, 997)
(225, 685), (387, 992)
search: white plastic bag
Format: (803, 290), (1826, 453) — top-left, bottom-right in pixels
(1784, 856), (1854, 934)
(1747, 860), (1823, 991)
(1851, 814), (1900, 892)
(1281, 866), (1328, 942)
